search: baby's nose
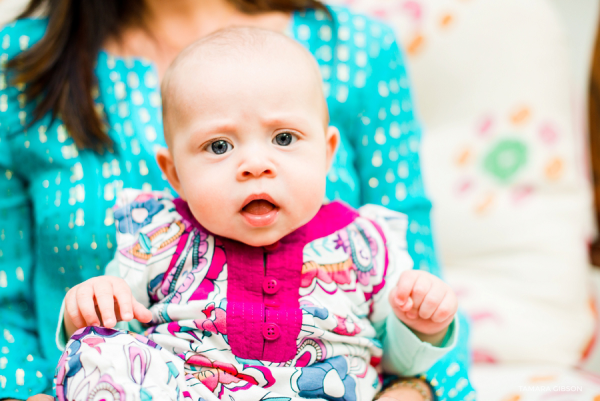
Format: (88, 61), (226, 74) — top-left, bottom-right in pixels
(237, 157), (277, 180)
(240, 167), (274, 178)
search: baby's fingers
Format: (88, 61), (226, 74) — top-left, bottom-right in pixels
(393, 270), (420, 306)
(65, 287), (87, 329)
(408, 275), (433, 312)
(418, 282), (447, 320)
(76, 283), (101, 326)
(400, 296), (413, 312)
(132, 300), (152, 323)
(112, 279), (134, 321)
(93, 279), (117, 328)
(431, 291), (458, 323)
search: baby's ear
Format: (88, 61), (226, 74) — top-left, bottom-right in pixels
(155, 147), (186, 200)
(325, 126), (340, 171)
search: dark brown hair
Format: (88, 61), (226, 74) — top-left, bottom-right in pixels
(7, 0), (329, 152)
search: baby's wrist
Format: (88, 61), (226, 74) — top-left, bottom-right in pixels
(410, 326), (448, 347)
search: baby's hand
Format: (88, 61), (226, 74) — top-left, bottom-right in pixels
(389, 270), (457, 344)
(64, 276), (152, 338)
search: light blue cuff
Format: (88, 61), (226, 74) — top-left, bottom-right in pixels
(382, 314), (459, 376)
(105, 258), (120, 277)
(55, 299), (68, 352)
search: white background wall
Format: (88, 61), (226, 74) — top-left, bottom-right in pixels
(0, 0), (26, 27)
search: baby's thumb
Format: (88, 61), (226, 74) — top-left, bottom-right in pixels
(132, 300), (152, 323)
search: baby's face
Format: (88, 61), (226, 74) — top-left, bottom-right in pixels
(158, 48), (338, 247)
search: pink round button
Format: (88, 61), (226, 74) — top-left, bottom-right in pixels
(263, 277), (280, 295)
(263, 323), (280, 340)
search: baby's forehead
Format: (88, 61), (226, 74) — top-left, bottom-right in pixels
(162, 27), (328, 138)
(165, 27), (321, 91)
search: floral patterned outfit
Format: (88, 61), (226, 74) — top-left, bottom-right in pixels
(55, 190), (456, 401)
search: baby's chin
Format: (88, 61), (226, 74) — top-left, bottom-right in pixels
(233, 220), (301, 247)
(221, 232), (282, 248)
(225, 226), (291, 248)
(237, 234), (287, 248)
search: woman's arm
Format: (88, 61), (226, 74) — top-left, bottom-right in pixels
(0, 97), (52, 400)
(348, 23), (476, 400)
(0, 184), (52, 397)
(0, 22), (56, 400)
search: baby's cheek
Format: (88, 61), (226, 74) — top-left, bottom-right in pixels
(292, 170), (326, 219)
(185, 176), (234, 229)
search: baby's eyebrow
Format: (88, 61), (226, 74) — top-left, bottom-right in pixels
(194, 122), (238, 136)
(260, 115), (310, 129)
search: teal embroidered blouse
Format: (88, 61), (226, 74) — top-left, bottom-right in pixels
(0, 6), (474, 400)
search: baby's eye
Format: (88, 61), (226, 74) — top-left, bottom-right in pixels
(273, 132), (297, 147)
(207, 140), (233, 155)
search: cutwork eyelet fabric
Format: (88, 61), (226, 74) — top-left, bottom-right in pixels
(0, 6), (474, 400)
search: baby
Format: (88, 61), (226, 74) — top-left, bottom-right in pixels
(55, 27), (458, 401)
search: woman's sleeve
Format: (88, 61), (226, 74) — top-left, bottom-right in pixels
(348, 24), (476, 400)
(0, 23), (55, 399)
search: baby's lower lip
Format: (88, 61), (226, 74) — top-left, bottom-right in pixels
(240, 208), (279, 227)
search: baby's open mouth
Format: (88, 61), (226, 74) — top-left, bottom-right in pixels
(242, 200), (276, 215)
(240, 194), (280, 227)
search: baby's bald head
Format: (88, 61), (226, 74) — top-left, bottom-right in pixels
(161, 26), (329, 147)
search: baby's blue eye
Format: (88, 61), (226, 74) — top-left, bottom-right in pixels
(273, 132), (297, 146)
(208, 140), (233, 155)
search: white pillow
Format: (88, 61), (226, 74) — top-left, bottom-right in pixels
(328, 0), (596, 365)
(0, 0), (27, 28)
(471, 363), (600, 400)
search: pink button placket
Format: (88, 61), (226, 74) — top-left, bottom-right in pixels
(175, 199), (359, 363)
